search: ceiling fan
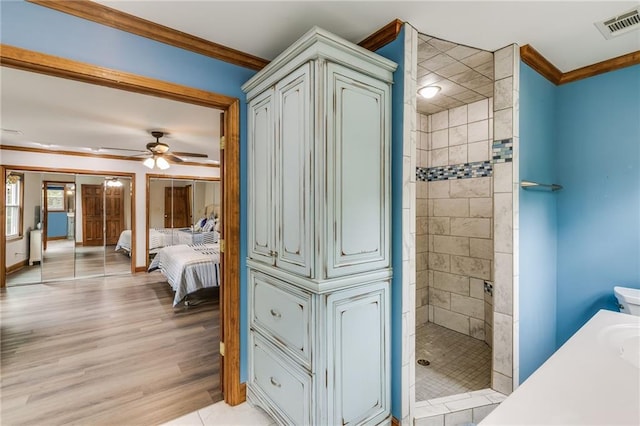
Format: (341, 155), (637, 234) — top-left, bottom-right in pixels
(103, 131), (208, 169)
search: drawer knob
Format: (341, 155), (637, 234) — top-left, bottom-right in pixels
(270, 376), (282, 388)
(270, 309), (282, 319)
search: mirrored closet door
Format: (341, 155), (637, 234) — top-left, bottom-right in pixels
(147, 176), (220, 264)
(4, 170), (133, 286)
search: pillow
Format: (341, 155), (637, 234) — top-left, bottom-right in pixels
(202, 218), (215, 233)
(194, 217), (207, 232)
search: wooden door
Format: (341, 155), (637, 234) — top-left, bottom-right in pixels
(82, 184), (104, 246)
(105, 186), (124, 245)
(164, 187), (190, 228)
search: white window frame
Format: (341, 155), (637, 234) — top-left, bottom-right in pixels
(6, 173), (24, 240)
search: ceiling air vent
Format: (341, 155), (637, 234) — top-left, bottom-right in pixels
(595, 7), (640, 40)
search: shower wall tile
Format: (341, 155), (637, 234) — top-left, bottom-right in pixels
(450, 178), (491, 198)
(448, 144), (467, 164)
(470, 278), (485, 300)
(468, 120), (489, 142)
(432, 110), (449, 130)
(494, 193), (513, 253)
(451, 218), (491, 238)
(432, 271), (470, 296)
(468, 140), (490, 162)
(494, 252), (513, 316)
(469, 197), (493, 218)
(428, 217), (451, 235)
(449, 125), (468, 146)
(493, 312), (513, 378)
(433, 235), (470, 256)
(433, 199), (469, 217)
(429, 180), (450, 198)
(468, 98), (489, 122)
(450, 255), (491, 280)
(451, 293), (484, 319)
(434, 307), (469, 335)
(470, 238), (493, 260)
(494, 108), (513, 140)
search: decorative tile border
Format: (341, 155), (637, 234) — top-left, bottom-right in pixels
(492, 138), (513, 163)
(416, 161), (492, 182)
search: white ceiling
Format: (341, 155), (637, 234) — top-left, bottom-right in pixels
(1, 1), (637, 160)
(0, 67), (222, 164)
(97, 0), (640, 72)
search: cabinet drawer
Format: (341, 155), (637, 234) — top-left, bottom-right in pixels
(251, 333), (312, 426)
(250, 269), (312, 365)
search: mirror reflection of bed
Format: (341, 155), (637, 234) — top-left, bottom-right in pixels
(143, 176), (221, 307)
(5, 170), (133, 286)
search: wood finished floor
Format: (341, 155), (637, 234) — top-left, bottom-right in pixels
(0, 272), (221, 425)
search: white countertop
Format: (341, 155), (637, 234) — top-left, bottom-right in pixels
(481, 309), (640, 425)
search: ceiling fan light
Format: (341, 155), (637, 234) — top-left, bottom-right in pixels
(106, 177), (123, 187)
(156, 156), (170, 170)
(418, 85), (441, 99)
(143, 157), (155, 169)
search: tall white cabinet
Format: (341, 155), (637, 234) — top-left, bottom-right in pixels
(243, 27), (396, 426)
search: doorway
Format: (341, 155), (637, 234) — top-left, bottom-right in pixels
(0, 46), (243, 405)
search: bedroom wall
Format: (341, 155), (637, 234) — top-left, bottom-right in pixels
(2, 149), (219, 267)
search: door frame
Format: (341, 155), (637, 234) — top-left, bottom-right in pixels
(0, 46), (244, 404)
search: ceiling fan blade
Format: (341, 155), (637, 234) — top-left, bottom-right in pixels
(99, 146), (146, 153)
(171, 151), (208, 158)
(165, 153), (184, 163)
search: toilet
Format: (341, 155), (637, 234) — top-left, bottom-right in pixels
(614, 286), (640, 316)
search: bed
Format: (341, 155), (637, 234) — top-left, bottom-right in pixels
(148, 243), (221, 306)
(115, 228), (177, 255)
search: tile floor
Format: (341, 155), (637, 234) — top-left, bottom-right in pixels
(161, 401), (275, 426)
(415, 321), (491, 401)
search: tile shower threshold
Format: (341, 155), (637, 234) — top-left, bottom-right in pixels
(414, 388), (507, 424)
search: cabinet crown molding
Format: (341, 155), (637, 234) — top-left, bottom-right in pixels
(242, 26), (398, 97)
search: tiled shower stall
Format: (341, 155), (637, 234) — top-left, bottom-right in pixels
(412, 31), (522, 415)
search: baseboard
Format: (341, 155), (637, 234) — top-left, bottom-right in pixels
(7, 259), (28, 274)
(391, 416), (400, 426)
(134, 266), (147, 273)
(47, 236), (67, 241)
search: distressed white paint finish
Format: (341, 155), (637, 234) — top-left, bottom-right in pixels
(248, 89), (276, 266)
(326, 62), (391, 278)
(276, 64), (313, 277)
(244, 28), (395, 426)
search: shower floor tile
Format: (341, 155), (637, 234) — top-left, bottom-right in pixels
(415, 322), (491, 401)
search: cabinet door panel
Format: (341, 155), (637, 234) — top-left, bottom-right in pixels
(326, 63), (390, 277)
(275, 64), (313, 277)
(326, 282), (390, 426)
(248, 90), (275, 265)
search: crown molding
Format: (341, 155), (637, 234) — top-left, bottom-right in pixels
(0, 145), (219, 168)
(26, 0), (269, 71)
(521, 44), (640, 85)
(560, 50), (640, 84)
(359, 19), (404, 51)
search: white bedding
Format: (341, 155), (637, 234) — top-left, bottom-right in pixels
(115, 229), (132, 253)
(148, 243), (221, 306)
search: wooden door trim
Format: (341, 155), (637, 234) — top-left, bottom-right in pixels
(0, 46), (242, 404)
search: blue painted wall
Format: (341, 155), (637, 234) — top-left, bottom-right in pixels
(518, 63), (558, 382)
(1, 0), (256, 381)
(555, 65), (640, 345)
(47, 211), (68, 238)
(375, 28), (404, 419)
